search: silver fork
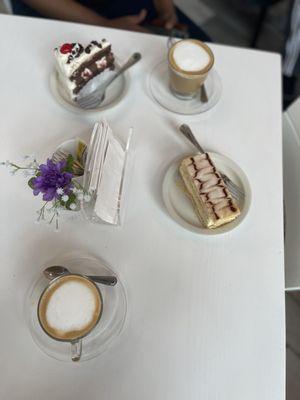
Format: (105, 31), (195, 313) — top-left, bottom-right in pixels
(179, 124), (245, 200)
(52, 149), (84, 176)
(77, 52), (142, 109)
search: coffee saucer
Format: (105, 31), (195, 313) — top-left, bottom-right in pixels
(50, 60), (129, 114)
(162, 153), (251, 235)
(25, 254), (127, 362)
(148, 61), (222, 115)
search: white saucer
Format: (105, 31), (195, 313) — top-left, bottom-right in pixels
(25, 254), (127, 362)
(162, 153), (251, 235)
(50, 63), (129, 114)
(149, 61), (222, 115)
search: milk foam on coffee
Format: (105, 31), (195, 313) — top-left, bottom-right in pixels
(46, 280), (97, 333)
(172, 41), (210, 72)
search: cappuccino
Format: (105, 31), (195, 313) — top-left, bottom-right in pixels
(168, 39), (214, 99)
(171, 41), (211, 73)
(38, 275), (102, 341)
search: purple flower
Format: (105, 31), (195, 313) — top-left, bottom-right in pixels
(32, 159), (73, 201)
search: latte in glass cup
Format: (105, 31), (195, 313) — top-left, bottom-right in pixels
(168, 39), (214, 100)
(38, 274), (102, 342)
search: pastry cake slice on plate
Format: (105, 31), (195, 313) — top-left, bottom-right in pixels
(54, 40), (115, 101)
(179, 153), (240, 229)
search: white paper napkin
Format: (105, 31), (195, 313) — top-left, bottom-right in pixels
(94, 131), (125, 224)
(85, 120), (126, 224)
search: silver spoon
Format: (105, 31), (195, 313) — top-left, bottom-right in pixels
(77, 52), (142, 109)
(200, 84), (208, 103)
(44, 266), (117, 286)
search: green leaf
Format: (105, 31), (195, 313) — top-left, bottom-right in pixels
(64, 154), (75, 174)
(28, 177), (35, 189)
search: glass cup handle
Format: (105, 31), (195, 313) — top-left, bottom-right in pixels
(71, 339), (82, 362)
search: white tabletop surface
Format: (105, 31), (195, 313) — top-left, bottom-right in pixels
(0, 14), (285, 400)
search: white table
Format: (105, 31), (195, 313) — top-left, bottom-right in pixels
(0, 14), (285, 400)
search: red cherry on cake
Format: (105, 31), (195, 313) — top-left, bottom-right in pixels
(60, 43), (73, 54)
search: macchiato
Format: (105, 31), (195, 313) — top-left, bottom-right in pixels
(38, 274), (102, 341)
(168, 39), (214, 99)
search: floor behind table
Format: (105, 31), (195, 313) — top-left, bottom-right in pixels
(286, 291), (300, 400)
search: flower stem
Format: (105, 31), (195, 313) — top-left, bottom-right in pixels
(37, 201), (49, 221)
(55, 213), (59, 231)
(9, 163), (37, 171)
(49, 210), (56, 224)
(73, 181), (84, 190)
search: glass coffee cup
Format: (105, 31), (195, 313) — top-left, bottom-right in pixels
(168, 39), (214, 100)
(37, 273), (103, 362)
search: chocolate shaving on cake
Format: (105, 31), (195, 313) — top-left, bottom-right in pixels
(54, 39), (115, 100)
(179, 153), (241, 229)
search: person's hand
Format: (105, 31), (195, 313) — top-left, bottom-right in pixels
(107, 9), (149, 32)
(153, 0), (178, 30)
(159, 10), (178, 30)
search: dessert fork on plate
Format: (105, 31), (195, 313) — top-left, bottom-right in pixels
(179, 124), (245, 200)
(52, 149), (84, 176)
(77, 52), (142, 109)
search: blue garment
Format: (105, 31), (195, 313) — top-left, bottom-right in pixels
(11, 0), (211, 42)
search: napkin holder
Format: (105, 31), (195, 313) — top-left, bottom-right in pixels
(80, 121), (133, 226)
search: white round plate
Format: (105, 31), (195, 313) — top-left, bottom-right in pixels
(25, 254), (127, 362)
(50, 63), (129, 114)
(162, 153), (251, 235)
(149, 60), (222, 115)
(55, 137), (86, 159)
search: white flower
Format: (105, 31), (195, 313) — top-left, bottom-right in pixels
(23, 155), (38, 169)
(73, 188), (83, 195)
(23, 154), (36, 162)
(23, 170), (36, 177)
(84, 194), (91, 202)
(27, 162), (37, 169)
(77, 193), (84, 201)
(56, 188), (64, 195)
(69, 203), (77, 210)
(62, 194), (69, 202)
